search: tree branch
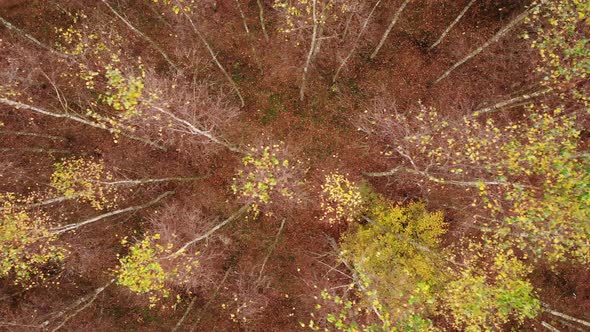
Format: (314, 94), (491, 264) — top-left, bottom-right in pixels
(433, 0), (547, 84)
(370, 0), (411, 60)
(100, 0), (180, 71)
(542, 303), (590, 328)
(0, 15), (69, 58)
(0, 98), (166, 150)
(256, 218), (286, 284)
(473, 88), (552, 116)
(429, 0), (476, 50)
(300, 0), (318, 101)
(333, 0), (382, 82)
(150, 105), (244, 153)
(177, 1), (245, 107)
(363, 165), (509, 187)
(51, 191), (175, 234)
(166, 204), (249, 258)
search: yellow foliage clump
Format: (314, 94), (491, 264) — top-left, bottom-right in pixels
(341, 200), (446, 313)
(319, 173), (364, 224)
(0, 193), (67, 288)
(50, 157), (116, 210)
(231, 144), (300, 218)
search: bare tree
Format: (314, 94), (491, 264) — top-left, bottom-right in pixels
(300, 0), (319, 101)
(257, 0), (270, 41)
(370, 0), (411, 60)
(173, 1), (246, 107)
(433, 0), (547, 84)
(100, 0), (180, 71)
(429, 0), (476, 50)
(333, 0), (382, 82)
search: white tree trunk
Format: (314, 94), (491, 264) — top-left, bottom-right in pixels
(0, 16), (69, 58)
(51, 191), (175, 234)
(300, 0), (318, 101)
(333, 0), (382, 82)
(235, 0), (251, 34)
(178, 4), (245, 107)
(370, 0), (411, 60)
(150, 105), (244, 153)
(429, 0), (476, 50)
(473, 88), (551, 116)
(433, 1), (547, 84)
(167, 204), (249, 257)
(0, 98), (166, 150)
(101, 0), (179, 71)
(257, 0), (270, 41)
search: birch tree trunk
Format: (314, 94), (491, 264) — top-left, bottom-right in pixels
(150, 105), (245, 153)
(542, 303), (590, 328)
(370, 0), (411, 60)
(473, 88), (551, 116)
(235, 0), (250, 34)
(0, 16), (69, 58)
(363, 165), (510, 188)
(300, 0), (318, 101)
(0, 98), (166, 150)
(101, 0), (179, 71)
(429, 0), (476, 50)
(178, 4), (245, 107)
(51, 191), (175, 234)
(257, 0), (270, 41)
(433, 1), (547, 84)
(333, 0), (382, 82)
(167, 204), (249, 257)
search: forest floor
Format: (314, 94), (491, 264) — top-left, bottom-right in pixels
(0, 0), (588, 331)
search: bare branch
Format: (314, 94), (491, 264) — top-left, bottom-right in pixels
(235, 0), (250, 34)
(176, 1), (245, 107)
(433, 1), (547, 84)
(333, 0), (382, 83)
(473, 88), (552, 116)
(429, 0), (476, 50)
(51, 191), (175, 234)
(256, 218), (286, 284)
(542, 303), (590, 328)
(370, 0), (411, 60)
(43, 279), (115, 332)
(100, 0), (180, 71)
(0, 147), (71, 154)
(541, 321), (561, 332)
(151, 105), (245, 153)
(0, 130), (67, 141)
(256, 0), (269, 41)
(363, 165), (510, 187)
(167, 204), (249, 258)
(0, 98), (166, 150)
(300, 0), (318, 101)
(0, 15), (69, 58)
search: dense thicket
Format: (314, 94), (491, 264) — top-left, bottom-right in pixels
(0, 0), (588, 331)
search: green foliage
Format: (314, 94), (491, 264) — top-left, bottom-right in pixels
(231, 144), (301, 217)
(116, 234), (175, 306)
(0, 194), (67, 288)
(341, 200), (446, 318)
(54, 13), (153, 140)
(443, 243), (540, 331)
(101, 64), (146, 119)
(499, 110), (590, 264)
(527, 0), (590, 105)
(50, 157), (116, 210)
(307, 276), (436, 331)
(370, 105), (589, 265)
